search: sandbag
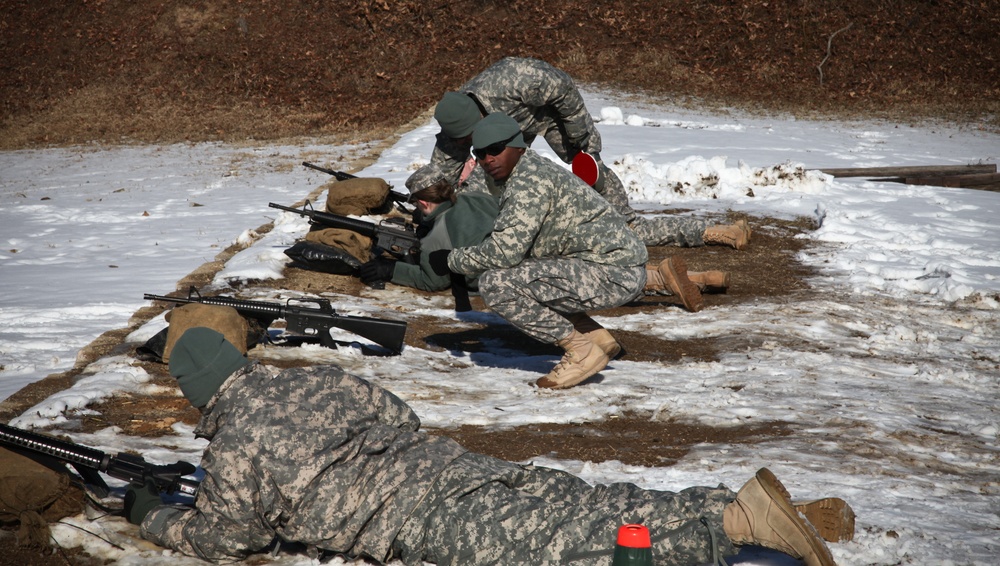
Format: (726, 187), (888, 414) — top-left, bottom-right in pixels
(305, 227), (372, 263)
(162, 304), (250, 363)
(324, 177), (392, 216)
(283, 240), (363, 275)
(0, 447), (85, 547)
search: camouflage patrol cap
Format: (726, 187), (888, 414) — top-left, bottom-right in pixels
(404, 162), (449, 197)
(169, 327), (251, 409)
(472, 112), (527, 151)
(434, 92), (481, 139)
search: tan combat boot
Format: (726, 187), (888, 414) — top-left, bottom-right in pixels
(536, 330), (609, 389)
(722, 468), (837, 566)
(644, 257), (703, 312)
(793, 497), (856, 542)
(688, 270), (730, 293)
(566, 312), (621, 359)
(703, 218), (752, 250)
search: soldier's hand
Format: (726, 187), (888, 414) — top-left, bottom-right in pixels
(427, 250), (451, 276)
(359, 258), (396, 285)
(124, 481), (163, 525)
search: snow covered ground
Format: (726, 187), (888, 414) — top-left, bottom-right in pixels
(1, 89), (998, 565)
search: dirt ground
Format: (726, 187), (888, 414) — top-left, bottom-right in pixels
(1, 1), (996, 561)
(1, 0), (997, 149)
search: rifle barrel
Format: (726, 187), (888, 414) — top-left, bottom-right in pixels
(268, 201), (309, 215)
(310, 212), (379, 237)
(268, 202), (379, 237)
(0, 423), (107, 469)
(144, 293), (282, 314)
(1, 423), (201, 497)
(302, 161), (356, 181)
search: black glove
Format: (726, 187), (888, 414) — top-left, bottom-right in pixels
(427, 250), (452, 276)
(411, 206), (425, 227)
(359, 258), (396, 285)
(124, 481), (163, 525)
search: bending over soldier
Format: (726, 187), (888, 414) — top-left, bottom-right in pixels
(362, 161), (728, 314)
(128, 327), (853, 565)
(429, 56), (751, 249)
(432, 112), (649, 387)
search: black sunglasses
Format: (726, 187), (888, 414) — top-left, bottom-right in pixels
(472, 132), (519, 160)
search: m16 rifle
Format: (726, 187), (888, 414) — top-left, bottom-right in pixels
(270, 200), (421, 265)
(0, 422), (199, 499)
(144, 287), (407, 354)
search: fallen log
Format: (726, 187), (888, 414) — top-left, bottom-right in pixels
(899, 173), (1000, 193)
(819, 164), (996, 178)
(905, 173), (1000, 187)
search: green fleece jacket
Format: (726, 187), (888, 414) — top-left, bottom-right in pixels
(390, 191), (499, 291)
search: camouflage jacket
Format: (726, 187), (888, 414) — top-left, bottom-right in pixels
(447, 150), (647, 277)
(140, 364), (467, 562)
(430, 57), (602, 186)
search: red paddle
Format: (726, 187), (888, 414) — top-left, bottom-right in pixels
(572, 152), (600, 187)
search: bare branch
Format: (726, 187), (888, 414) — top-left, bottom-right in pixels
(817, 22), (853, 86)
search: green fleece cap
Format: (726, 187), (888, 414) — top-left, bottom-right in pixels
(169, 327), (250, 408)
(472, 113), (527, 151)
(434, 92), (481, 139)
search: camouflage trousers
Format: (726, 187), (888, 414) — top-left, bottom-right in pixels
(477, 258), (645, 344)
(392, 452), (737, 566)
(594, 157), (708, 248)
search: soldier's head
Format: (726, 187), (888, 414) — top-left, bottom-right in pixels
(404, 163), (456, 214)
(434, 92), (481, 144)
(472, 113), (526, 183)
(169, 327), (251, 409)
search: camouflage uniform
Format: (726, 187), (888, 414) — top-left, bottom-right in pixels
(430, 56), (708, 247)
(394, 452), (737, 565)
(391, 191), (499, 292)
(140, 364), (467, 562)
(141, 363), (737, 565)
(448, 150), (647, 344)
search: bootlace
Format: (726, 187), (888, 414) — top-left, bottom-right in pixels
(711, 228), (738, 246)
(550, 350), (582, 375)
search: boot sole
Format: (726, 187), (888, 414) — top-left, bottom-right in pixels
(659, 257), (703, 312)
(692, 271), (731, 293)
(794, 498), (856, 542)
(713, 271), (732, 290)
(755, 468), (837, 566)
